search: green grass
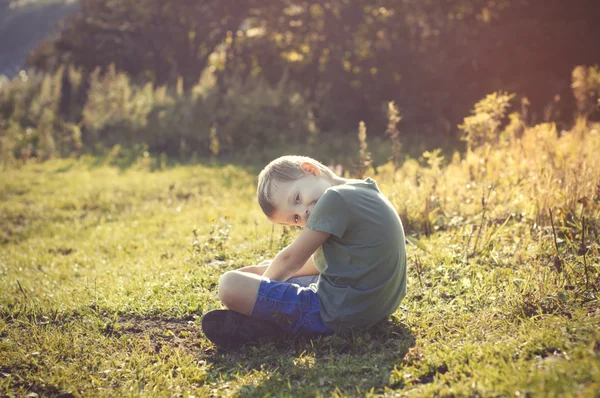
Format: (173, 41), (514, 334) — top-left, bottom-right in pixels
(1, 122), (600, 397)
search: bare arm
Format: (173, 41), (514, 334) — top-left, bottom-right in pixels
(291, 255), (319, 277)
(263, 228), (330, 281)
(240, 255), (320, 277)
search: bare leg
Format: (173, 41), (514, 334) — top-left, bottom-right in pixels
(218, 270), (265, 316)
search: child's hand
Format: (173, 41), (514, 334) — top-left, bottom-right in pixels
(238, 262), (270, 276)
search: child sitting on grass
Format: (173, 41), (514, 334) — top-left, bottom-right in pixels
(202, 155), (407, 348)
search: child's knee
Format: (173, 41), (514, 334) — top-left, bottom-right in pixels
(217, 271), (261, 315)
(218, 271), (235, 306)
(218, 271), (243, 308)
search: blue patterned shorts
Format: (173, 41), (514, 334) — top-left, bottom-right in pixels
(250, 275), (332, 335)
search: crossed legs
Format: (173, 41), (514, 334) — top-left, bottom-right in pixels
(218, 269), (319, 316)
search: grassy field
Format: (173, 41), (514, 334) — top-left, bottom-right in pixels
(1, 121), (600, 396)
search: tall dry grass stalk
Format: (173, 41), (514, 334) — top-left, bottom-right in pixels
(385, 101), (402, 172)
(356, 120), (372, 179)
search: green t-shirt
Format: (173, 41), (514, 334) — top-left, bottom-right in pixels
(306, 178), (407, 332)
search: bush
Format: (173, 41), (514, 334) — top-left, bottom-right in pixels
(0, 68), (82, 161)
(386, 101), (600, 238)
(572, 65), (600, 118)
(1, 64), (598, 167)
(459, 92), (515, 151)
(0, 66), (316, 162)
(214, 73), (313, 153)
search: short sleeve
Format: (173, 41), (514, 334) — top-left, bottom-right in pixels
(306, 189), (349, 239)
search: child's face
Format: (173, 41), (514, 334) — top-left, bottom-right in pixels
(269, 169), (332, 227)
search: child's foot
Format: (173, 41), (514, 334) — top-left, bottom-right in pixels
(201, 309), (287, 349)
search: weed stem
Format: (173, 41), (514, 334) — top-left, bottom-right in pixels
(549, 208), (560, 254)
(582, 216), (590, 291)
(16, 279), (27, 300)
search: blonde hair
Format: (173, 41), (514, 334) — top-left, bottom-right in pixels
(257, 155), (336, 217)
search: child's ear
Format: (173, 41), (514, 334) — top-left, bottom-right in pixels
(301, 162), (320, 177)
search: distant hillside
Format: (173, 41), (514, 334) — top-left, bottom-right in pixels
(0, 0), (77, 77)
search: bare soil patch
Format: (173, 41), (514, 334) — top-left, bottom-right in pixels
(116, 316), (205, 356)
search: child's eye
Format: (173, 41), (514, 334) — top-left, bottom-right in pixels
(295, 194), (300, 204)
(294, 215), (299, 224)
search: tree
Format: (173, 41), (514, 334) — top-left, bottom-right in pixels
(28, 0), (600, 137)
(29, 0), (254, 88)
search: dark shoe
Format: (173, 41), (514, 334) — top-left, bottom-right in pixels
(201, 309), (287, 349)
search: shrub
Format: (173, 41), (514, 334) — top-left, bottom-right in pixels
(0, 68), (84, 161)
(215, 74), (313, 153)
(572, 65), (600, 118)
(459, 92), (515, 151)
(386, 100), (600, 239)
(82, 65), (154, 147)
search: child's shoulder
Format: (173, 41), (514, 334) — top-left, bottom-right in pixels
(318, 179), (386, 215)
(329, 177), (381, 196)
